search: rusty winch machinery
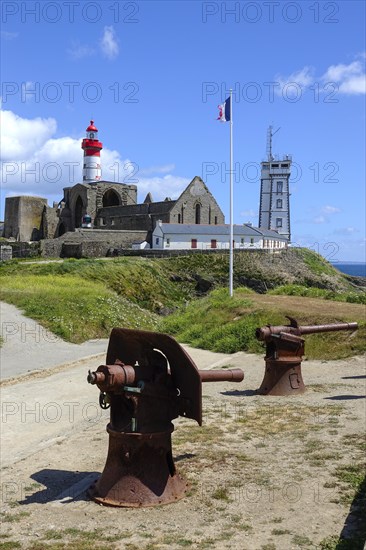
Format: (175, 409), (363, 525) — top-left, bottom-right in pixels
(255, 317), (358, 396)
(87, 327), (244, 507)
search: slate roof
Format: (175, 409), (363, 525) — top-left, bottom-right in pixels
(156, 223), (287, 240)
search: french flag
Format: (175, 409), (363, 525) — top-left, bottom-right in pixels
(217, 97), (231, 122)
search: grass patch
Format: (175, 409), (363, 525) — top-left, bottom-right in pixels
(269, 284), (366, 305)
(1, 254), (364, 358)
(0, 273), (159, 342)
(271, 529), (291, 535)
(160, 287), (365, 359)
(1, 511), (31, 522)
(212, 486), (231, 502)
(0, 543), (22, 550)
(234, 404), (344, 437)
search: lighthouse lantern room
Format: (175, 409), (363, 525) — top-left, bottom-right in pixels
(81, 120), (103, 184)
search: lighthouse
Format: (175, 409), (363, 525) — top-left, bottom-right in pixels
(81, 120), (103, 184)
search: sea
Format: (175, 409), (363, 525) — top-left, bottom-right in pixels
(331, 262), (366, 277)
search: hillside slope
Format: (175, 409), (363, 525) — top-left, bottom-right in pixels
(0, 248), (364, 358)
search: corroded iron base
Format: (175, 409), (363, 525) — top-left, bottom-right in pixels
(89, 425), (187, 507)
(257, 359), (306, 396)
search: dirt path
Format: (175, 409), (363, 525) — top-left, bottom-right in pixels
(1, 324), (365, 549)
(0, 301), (108, 380)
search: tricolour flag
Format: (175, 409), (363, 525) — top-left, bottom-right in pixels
(217, 97), (231, 122)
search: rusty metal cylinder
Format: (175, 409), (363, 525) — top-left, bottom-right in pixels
(297, 322), (358, 335)
(198, 368), (244, 383)
(256, 321), (358, 341)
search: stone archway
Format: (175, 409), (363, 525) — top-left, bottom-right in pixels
(103, 189), (120, 207)
(75, 196), (83, 228)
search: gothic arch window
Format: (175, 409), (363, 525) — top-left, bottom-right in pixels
(195, 203), (201, 224)
(75, 196), (83, 228)
(103, 189), (120, 207)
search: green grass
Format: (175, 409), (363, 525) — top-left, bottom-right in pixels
(1, 254), (364, 358)
(160, 287), (271, 354)
(159, 287), (365, 359)
(0, 511), (31, 523)
(269, 284), (366, 304)
(0, 542), (22, 550)
(295, 247), (339, 276)
(0, 273), (159, 342)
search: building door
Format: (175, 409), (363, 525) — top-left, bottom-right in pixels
(211, 239), (217, 249)
(191, 239), (197, 249)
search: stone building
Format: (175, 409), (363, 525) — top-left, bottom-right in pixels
(3, 120), (224, 247)
(4, 196), (47, 241)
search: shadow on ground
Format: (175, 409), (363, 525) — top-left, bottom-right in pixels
(336, 474), (366, 550)
(19, 469), (99, 504)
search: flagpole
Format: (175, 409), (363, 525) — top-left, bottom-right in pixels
(229, 88), (234, 297)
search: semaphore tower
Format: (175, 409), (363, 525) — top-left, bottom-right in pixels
(258, 126), (292, 241)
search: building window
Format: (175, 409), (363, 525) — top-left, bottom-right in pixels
(276, 199), (283, 208)
(214, 216), (218, 225)
(250, 238), (254, 245)
(241, 238), (244, 244)
(191, 239), (197, 249)
(281, 163), (289, 168)
(211, 239), (217, 249)
(195, 203), (201, 224)
(156, 237), (159, 245)
(208, 206), (211, 225)
(181, 206), (184, 224)
(178, 213), (181, 223)
(276, 218), (283, 228)
(166, 238), (170, 247)
(277, 181), (283, 193)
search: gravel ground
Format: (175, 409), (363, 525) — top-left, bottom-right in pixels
(0, 303), (365, 550)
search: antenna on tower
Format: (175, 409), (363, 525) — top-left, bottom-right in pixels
(266, 125), (280, 161)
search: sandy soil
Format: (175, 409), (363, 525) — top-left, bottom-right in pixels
(0, 305), (365, 550)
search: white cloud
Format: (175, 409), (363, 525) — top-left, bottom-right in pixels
(67, 42), (95, 60)
(333, 227), (359, 235)
(100, 26), (119, 60)
(321, 205), (341, 214)
(313, 215), (326, 224)
(1, 109), (57, 160)
(137, 175), (190, 202)
(274, 66), (315, 95)
(0, 109), (188, 205)
(274, 54), (366, 96)
(321, 59), (366, 95)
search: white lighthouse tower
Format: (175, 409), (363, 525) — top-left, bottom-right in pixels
(81, 120), (103, 183)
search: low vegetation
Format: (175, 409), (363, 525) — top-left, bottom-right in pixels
(0, 250), (365, 357)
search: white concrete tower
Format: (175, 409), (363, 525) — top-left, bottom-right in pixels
(81, 120), (103, 183)
(258, 126), (292, 241)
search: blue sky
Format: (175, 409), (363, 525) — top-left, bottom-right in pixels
(1, 0), (365, 261)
